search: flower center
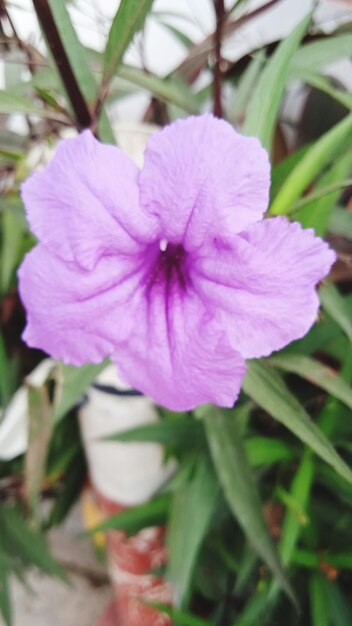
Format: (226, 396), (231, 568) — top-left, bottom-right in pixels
(146, 240), (188, 292)
(160, 241), (187, 289)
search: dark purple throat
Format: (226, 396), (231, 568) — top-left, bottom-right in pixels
(146, 241), (188, 292)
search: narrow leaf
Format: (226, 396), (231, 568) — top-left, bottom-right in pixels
(270, 144), (311, 202)
(243, 13), (310, 153)
(270, 354), (352, 410)
(279, 451), (314, 566)
(293, 179), (352, 212)
(47, 452), (86, 528)
(167, 458), (219, 607)
(0, 505), (65, 580)
(329, 206), (352, 239)
(294, 152), (352, 236)
(229, 50), (266, 122)
(0, 89), (66, 120)
(233, 587), (273, 626)
(105, 417), (203, 446)
(25, 383), (54, 519)
(54, 361), (107, 421)
(118, 65), (199, 113)
(87, 494), (169, 535)
(292, 548), (319, 568)
(0, 333), (12, 407)
(203, 407), (294, 602)
(320, 284), (352, 343)
(0, 208), (26, 295)
(157, 21), (193, 49)
(270, 114), (352, 215)
(290, 33), (352, 78)
(268, 450), (314, 605)
(243, 361), (352, 485)
(310, 573), (329, 626)
(298, 71), (352, 111)
(326, 553), (352, 570)
(0, 551), (11, 626)
(326, 581), (352, 626)
(245, 436), (294, 467)
(103, 0), (153, 86)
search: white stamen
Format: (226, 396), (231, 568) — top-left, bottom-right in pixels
(159, 239), (168, 252)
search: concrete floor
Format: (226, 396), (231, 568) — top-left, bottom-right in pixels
(8, 506), (112, 626)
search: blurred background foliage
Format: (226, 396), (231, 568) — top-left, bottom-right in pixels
(0, 0), (352, 624)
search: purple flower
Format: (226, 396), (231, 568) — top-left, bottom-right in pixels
(18, 114), (335, 411)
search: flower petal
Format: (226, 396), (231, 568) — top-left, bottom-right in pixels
(139, 114), (270, 250)
(18, 244), (154, 365)
(192, 217), (336, 359)
(22, 131), (158, 271)
(113, 281), (246, 411)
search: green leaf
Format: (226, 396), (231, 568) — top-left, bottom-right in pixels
(310, 573), (329, 626)
(203, 407), (294, 602)
(34, 86), (69, 114)
(228, 50), (266, 122)
(326, 553), (352, 570)
(293, 178), (352, 213)
(279, 451), (314, 566)
(0, 207), (26, 294)
(245, 436), (294, 467)
(232, 586), (273, 626)
(167, 457), (219, 607)
(298, 72), (352, 111)
(285, 317), (342, 358)
(290, 33), (352, 78)
(0, 149), (23, 167)
(326, 582), (352, 626)
(4, 48), (25, 92)
(293, 152), (352, 235)
(276, 486), (309, 526)
(118, 65), (199, 113)
(292, 548), (319, 568)
(105, 417), (203, 447)
(270, 114), (352, 215)
(320, 284), (352, 343)
(25, 382), (54, 519)
(270, 144), (311, 202)
(269, 354), (352, 410)
(0, 89), (66, 120)
(243, 13), (310, 153)
(46, 452), (86, 528)
(317, 464), (352, 507)
(0, 505), (65, 580)
(54, 361), (107, 421)
(243, 361), (352, 485)
(270, 352), (352, 607)
(267, 450), (314, 606)
(234, 545), (257, 595)
(44, 0), (114, 142)
(87, 494), (169, 535)
(329, 206), (352, 239)
(157, 20), (193, 49)
(0, 333), (12, 408)
(103, 0), (153, 86)
(0, 550), (12, 626)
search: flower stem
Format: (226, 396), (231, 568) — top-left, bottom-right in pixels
(213, 0), (226, 118)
